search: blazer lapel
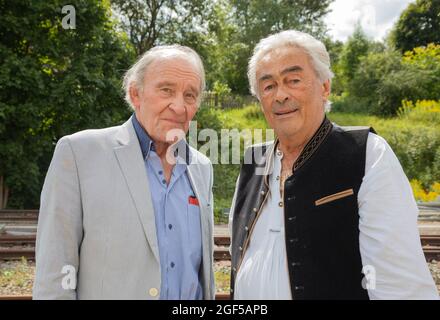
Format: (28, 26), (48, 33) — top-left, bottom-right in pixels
(113, 119), (160, 263)
(186, 158), (211, 289)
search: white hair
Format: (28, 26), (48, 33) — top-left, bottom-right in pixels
(248, 30), (334, 110)
(122, 45), (205, 110)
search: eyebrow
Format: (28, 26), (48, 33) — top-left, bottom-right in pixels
(258, 65), (303, 82)
(188, 85), (199, 95)
(156, 81), (199, 95)
(281, 65), (303, 75)
(156, 81), (176, 88)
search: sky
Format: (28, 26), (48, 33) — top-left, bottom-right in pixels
(324, 0), (416, 42)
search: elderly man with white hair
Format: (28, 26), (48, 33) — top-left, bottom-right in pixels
(34, 45), (215, 300)
(229, 30), (438, 300)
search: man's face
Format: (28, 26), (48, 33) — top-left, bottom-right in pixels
(130, 56), (201, 144)
(256, 46), (330, 141)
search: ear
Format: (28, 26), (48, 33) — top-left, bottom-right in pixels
(129, 84), (142, 110)
(322, 79), (331, 101)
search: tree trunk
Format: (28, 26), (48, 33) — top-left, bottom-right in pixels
(0, 176), (8, 209)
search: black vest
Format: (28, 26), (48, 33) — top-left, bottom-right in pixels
(230, 117), (376, 300)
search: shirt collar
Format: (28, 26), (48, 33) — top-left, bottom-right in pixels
(131, 113), (154, 159)
(131, 113), (191, 163)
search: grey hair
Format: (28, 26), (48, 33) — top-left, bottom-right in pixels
(248, 30), (334, 110)
(123, 45), (206, 110)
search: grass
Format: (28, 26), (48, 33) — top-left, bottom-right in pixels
(214, 263), (231, 293)
(0, 258), (34, 295)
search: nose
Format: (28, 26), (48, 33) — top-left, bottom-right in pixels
(275, 86), (289, 104)
(168, 94), (186, 116)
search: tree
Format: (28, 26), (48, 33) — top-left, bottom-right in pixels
(0, 0), (133, 208)
(401, 43), (440, 100)
(349, 44), (440, 116)
(336, 25), (372, 92)
(390, 0), (440, 53)
(111, 0), (210, 55)
(231, 0), (331, 47)
(322, 37), (344, 94)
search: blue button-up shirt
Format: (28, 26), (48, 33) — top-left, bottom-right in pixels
(131, 115), (203, 300)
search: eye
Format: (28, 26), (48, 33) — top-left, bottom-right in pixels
(185, 92), (197, 103)
(289, 79), (300, 84)
(161, 88), (173, 94)
(264, 84), (275, 92)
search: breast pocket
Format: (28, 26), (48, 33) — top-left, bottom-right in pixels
(315, 188), (354, 206)
(311, 188), (358, 228)
(187, 201), (202, 249)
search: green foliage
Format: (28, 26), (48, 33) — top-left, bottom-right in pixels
(334, 49), (401, 114)
(384, 124), (440, 188)
(231, 0), (331, 47)
(212, 81), (232, 98)
(193, 105), (224, 134)
(111, 0), (210, 55)
(192, 106), (234, 223)
(0, 0), (134, 208)
(328, 110), (440, 188)
(323, 38), (344, 95)
(337, 25), (372, 89)
(390, 0), (440, 53)
(402, 43), (440, 99)
(340, 44), (440, 116)
(398, 100), (440, 124)
(329, 93), (372, 114)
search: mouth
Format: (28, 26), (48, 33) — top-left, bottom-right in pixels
(162, 119), (185, 125)
(273, 109), (299, 117)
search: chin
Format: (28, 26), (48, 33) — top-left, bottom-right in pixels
(277, 122), (302, 137)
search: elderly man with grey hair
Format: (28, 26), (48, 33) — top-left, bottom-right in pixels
(229, 30), (438, 300)
(33, 45), (215, 300)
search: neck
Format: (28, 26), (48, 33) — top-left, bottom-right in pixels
(278, 113), (325, 160)
(154, 141), (172, 159)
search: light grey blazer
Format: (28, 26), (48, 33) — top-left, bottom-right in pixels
(33, 118), (215, 300)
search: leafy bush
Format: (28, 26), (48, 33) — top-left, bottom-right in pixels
(410, 180), (440, 202)
(212, 81), (232, 98)
(345, 44), (440, 116)
(193, 104), (224, 133)
(398, 100), (440, 124)
(243, 103), (263, 120)
(193, 106), (242, 224)
(328, 111), (440, 188)
(329, 93), (372, 114)
(402, 43), (440, 99)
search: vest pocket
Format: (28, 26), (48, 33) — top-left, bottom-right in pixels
(315, 188), (354, 206)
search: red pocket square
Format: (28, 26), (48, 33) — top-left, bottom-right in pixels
(188, 196), (199, 206)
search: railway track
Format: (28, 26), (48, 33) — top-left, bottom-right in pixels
(0, 210), (38, 224)
(1, 234), (439, 261)
(1, 209), (439, 261)
(1, 205), (439, 224)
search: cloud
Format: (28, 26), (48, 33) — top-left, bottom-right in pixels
(324, 0), (416, 42)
